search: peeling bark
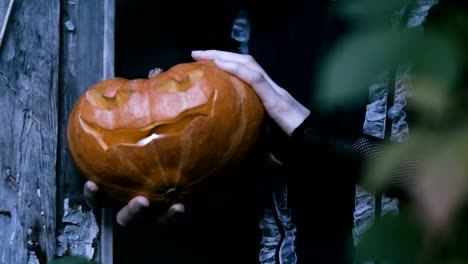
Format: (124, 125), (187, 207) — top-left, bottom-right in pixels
(56, 199), (99, 260)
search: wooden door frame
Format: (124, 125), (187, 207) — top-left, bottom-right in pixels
(57, 0), (115, 263)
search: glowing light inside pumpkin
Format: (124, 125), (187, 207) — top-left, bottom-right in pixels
(136, 133), (164, 146)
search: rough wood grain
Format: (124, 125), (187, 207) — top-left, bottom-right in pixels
(100, 1), (116, 263)
(57, 0), (115, 262)
(0, 1), (60, 263)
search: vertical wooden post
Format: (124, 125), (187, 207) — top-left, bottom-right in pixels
(0, 0), (60, 263)
(57, 0), (115, 262)
(100, 2), (116, 263)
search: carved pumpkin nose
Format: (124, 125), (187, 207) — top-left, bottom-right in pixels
(66, 61), (265, 205)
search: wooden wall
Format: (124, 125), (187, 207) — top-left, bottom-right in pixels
(0, 1), (60, 263)
(0, 0), (114, 263)
(56, 0), (114, 262)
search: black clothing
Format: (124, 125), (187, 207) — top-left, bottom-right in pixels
(111, 0), (437, 263)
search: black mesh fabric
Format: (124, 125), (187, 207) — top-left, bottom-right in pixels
(288, 116), (423, 197)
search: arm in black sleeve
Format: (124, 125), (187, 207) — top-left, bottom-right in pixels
(281, 115), (425, 198)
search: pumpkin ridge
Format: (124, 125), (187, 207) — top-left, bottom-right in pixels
(146, 135), (171, 187)
(216, 77), (249, 165)
(174, 134), (190, 186)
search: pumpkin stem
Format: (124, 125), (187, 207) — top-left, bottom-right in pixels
(165, 187), (179, 200)
(148, 68), (164, 78)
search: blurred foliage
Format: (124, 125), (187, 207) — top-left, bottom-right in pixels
(354, 207), (423, 264)
(355, 206), (468, 264)
(47, 256), (99, 264)
(315, 0), (468, 263)
(316, 4), (464, 112)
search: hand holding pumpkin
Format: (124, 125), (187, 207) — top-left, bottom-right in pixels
(191, 50), (310, 136)
(83, 180), (184, 226)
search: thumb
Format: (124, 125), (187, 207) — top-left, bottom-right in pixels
(116, 196), (150, 227)
(157, 203), (185, 224)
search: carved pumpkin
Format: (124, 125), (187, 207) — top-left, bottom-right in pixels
(66, 61), (265, 206)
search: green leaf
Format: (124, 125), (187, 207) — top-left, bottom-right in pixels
(405, 77), (451, 124)
(314, 30), (410, 111)
(355, 208), (422, 264)
(361, 131), (426, 192)
(445, 207), (468, 261)
(314, 27), (462, 114)
(335, 0), (411, 24)
(47, 256), (99, 264)
(363, 125), (468, 189)
(407, 31), (462, 94)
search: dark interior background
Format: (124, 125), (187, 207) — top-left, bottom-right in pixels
(113, 1), (264, 263)
(115, 0), (241, 79)
(113, 1), (468, 263)
(112, 1), (348, 263)
(113, 0), (354, 263)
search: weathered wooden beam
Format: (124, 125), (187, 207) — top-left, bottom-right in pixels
(0, 0), (60, 263)
(57, 0), (115, 262)
(100, 1), (115, 264)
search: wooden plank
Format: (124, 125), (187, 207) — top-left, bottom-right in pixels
(100, 1), (115, 264)
(0, 0), (60, 263)
(56, 0), (115, 262)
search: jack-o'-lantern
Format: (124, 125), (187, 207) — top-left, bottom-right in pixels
(66, 61), (265, 207)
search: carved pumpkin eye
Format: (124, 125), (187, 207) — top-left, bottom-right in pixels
(87, 85), (135, 110)
(149, 69), (204, 93)
(66, 61), (265, 206)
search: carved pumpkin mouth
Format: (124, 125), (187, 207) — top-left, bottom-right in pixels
(79, 108), (211, 150)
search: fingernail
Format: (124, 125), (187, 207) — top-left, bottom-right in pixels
(135, 197), (150, 208)
(167, 203), (185, 216)
(85, 181), (98, 193)
(116, 216), (125, 227)
(191, 50), (202, 55)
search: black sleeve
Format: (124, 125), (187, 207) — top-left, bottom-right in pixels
(278, 115), (425, 197)
(291, 115), (386, 163)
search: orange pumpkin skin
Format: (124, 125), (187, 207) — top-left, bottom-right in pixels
(66, 61), (265, 205)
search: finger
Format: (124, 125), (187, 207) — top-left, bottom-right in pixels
(213, 57), (264, 84)
(83, 181), (100, 210)
(192, 50), (256, 66)
(157, 203), (185, 224)
(192, 50), (288, 116)
(116, 196), (150, 227)
(213, 58), (281, 103)
(192, 50), (280, 91)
